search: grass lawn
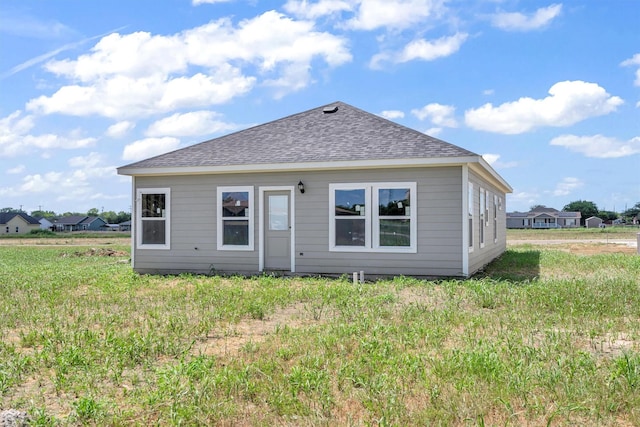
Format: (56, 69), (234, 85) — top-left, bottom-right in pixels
(1, 235), (639, 425)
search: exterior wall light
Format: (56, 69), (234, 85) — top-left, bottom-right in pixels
(298, 181), (305, 194)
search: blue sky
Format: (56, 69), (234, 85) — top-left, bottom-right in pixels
(1, 0), (639, 215)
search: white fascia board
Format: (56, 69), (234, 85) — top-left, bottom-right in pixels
(470, 158), (513, 194)
(117, 156), (481, 177)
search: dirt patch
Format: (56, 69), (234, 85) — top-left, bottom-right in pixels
(396, 286), (446, 307)
(0, 237), (130, 246)
(508, 239), (637, 255)
(556, 243), (637, 255)
(588, 333), (636, 358)
(192, 302), (331, 357)
(60, 248), (129, 257)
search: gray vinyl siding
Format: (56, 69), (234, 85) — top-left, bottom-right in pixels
(467, 169), (507, 276)
(133, 166), (471, 277)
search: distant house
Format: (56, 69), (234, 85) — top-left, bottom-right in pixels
(506, 207), (581, 229)
(33, 216), (54, 230)
(53, 216), (107, 232)
(118, 101), (513, 278)
(0, 212), (41, 235)
(118, 220), (132, 232)
(585, 216), (603, 229)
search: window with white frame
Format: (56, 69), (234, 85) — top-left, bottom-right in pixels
(493, 194), (498, 242)
(137, 188), (170, 249)
(217, 186), (254, 251)
(479, 188), (486, 248)
(468, 182), (474, 251)
(330, 182), (416, 252)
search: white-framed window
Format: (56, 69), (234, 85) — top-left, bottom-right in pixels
(136, 188), (170, 250)
(217, 186), (254, 251)
(479, 188), (486, 248)
(493, 194), (498, 242)
(329, 182), (416, 253)
(468, 182), (474, 252)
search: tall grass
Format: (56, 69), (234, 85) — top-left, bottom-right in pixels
(1, 243), (639, 425)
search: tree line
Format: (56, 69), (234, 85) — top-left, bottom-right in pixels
(0, 207), (131, 224)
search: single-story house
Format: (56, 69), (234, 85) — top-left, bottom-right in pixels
(0, 212), (41, 235)
(585, 216), (603, 228)
(117, 101), (513, 278)
(507, 207), (581, 229)
(53, 216), (107, 232)
(118, 220), (132, 232)
(34, 216), (54, 230)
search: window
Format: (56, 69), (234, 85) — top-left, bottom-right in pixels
(479, 188), (485, 248)
(5, 226), (8, 233)
(493, 194), (498, 242)
(217, 186), (254, 250)
(330, 183), (416, 252)
(468, 183), (474, 251)
(136, 188), (170, 249)
(15, 226), (19, 233)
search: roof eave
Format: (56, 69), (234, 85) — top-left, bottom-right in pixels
(118, 155), (513, 193)
(118, 156), (484, 176)
(469, 157), (513, 194)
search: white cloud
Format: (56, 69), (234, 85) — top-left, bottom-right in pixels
(399, 33), (468, 63)
(380, 110), (405, 119)
(284, 0), (353, 19)
(146, 111), (241, 137)
(464, 80), (623, 134)
(122, 137), (181, 161)
(508, 191), (540, 209)
(621, 53), (640, 86)
(483, 89), (494, 96)
(0, 11), (76, 39)
(371, 32), (468, 67)
(18, 172), (65, 193)
(411, 103), (457, 127)
(550, 134), (640, 158)
(27, 12), (351, 119)
(552, 177), (583, 197)
(482, 153), (518, 169)
(491, 3), (562, 32)
(425, 127), (443, 136)
(6, 164), (25, 174)
(345, 0), (446, 31)
(27, 69), (255, 119)
(106, 121), (136, 138)
(192, 0), (233, 4)
(0, 111), (95, 157)
(11, 153), (119, 206)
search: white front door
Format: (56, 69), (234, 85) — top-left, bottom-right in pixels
(264, 191), (292, 271)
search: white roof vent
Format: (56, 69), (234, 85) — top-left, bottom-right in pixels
(323, 105), (339, 114)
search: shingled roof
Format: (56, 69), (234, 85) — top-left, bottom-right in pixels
(0, 212), (40, 225)
(118, 101), (479, 173)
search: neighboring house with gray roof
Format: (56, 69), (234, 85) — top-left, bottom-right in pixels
(0, 212), (41, 235)
(506, 207), (581, 229)
(117, 101), (513, 278)
(53, 216), (107, 232)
